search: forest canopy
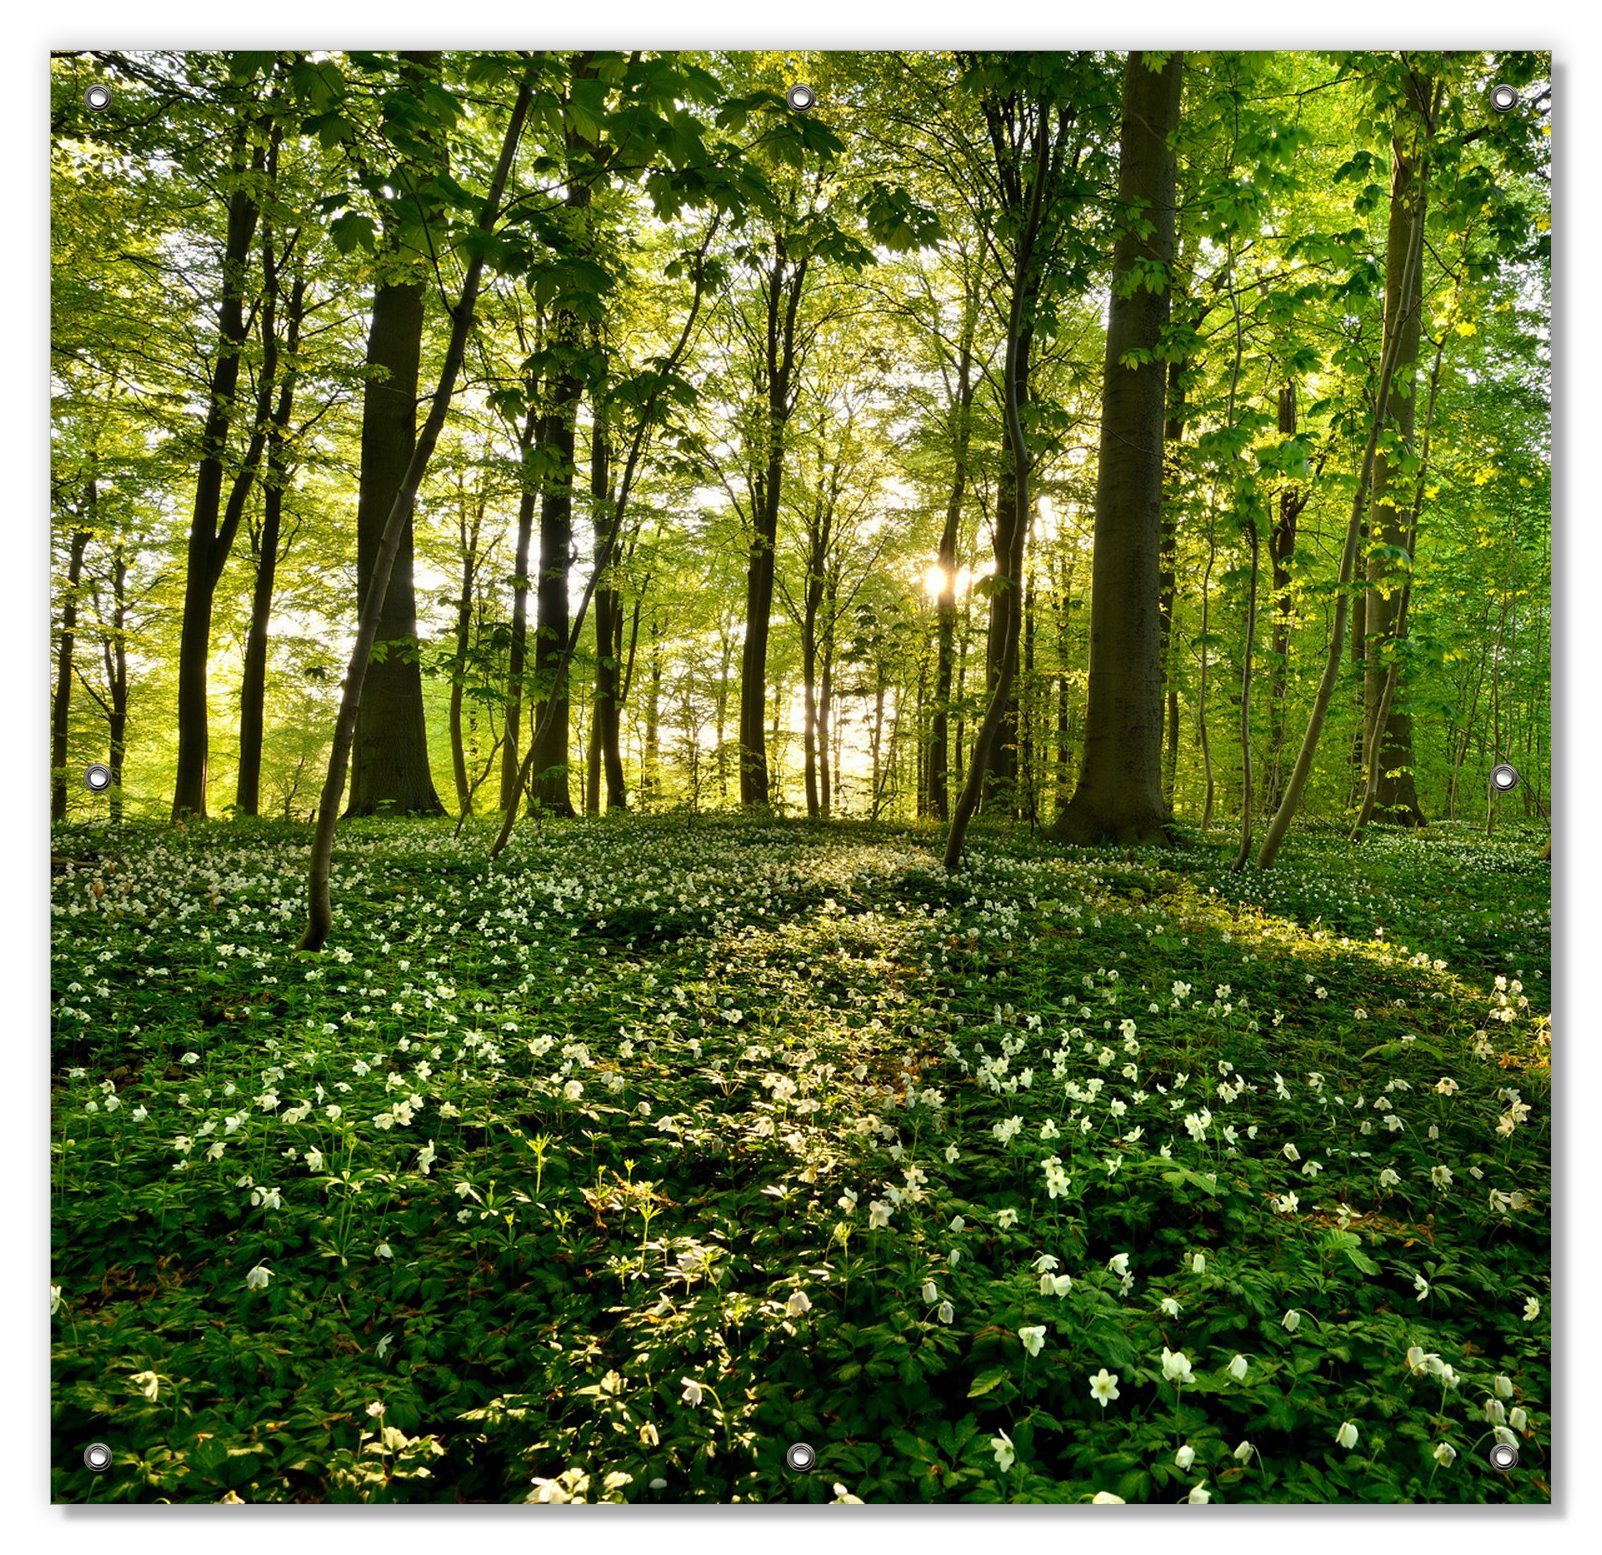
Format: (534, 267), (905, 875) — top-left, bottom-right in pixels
(50, 49), (1551, 874)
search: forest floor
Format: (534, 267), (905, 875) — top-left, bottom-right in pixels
(50, 814), (1551, 1504)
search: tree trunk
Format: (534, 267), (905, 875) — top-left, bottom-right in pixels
(589, 411), (628, 812)
(237, 271), (305, 818)
(802, 607), (821, 820)
(1255, 147), (1428, 869)
(715, 627), (732, 803)
(1362, 73), (1434, 828)
(347, 275), (443, 817)
(983, 448), (1028, 815)
(1053, 51), (1183, 848)
(739, 241), (807, 809)
(105, 552), (128, 826)
(1263, 383), (1304, 814)
(172, 119), (268, 819)
(642, 623), (662, 805)
(448, 484), (486, 816)
(953, 596), (969, 792)
(531, 354), (581, 817)
(1020, 572), (1038, 824)
(1158, 354), (1187, 808)
(945, 89), (1061, 868)
(820, 637), (835, 816)
(303, 73), (534, 949)
(99, 545), (130, 825)
(1231, 519), (1261, 870)
(500, 406), (540, 817)
(52, 518), (91, 822)
(347, 53), (453, 818)
(1054, 559), (1073, 810)
(1196, 523), (1215, 831)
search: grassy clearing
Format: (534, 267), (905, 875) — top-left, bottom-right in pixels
(50, 815), (1549, 1504)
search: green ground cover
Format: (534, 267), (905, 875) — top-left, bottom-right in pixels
(50, 816), (1550, 1504)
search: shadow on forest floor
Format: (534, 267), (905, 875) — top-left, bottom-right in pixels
(50, 815), (1550, 1505)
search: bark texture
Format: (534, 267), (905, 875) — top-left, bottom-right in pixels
(1053, 51), (1183, 847)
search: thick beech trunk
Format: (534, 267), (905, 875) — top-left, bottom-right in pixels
(303, 74), (534, 949)
(347, 277), (443, 817)
(1053, 51), (1183, 847)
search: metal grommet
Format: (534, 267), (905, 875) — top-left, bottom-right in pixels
(786, 1440), (817, 1472)
(1490, 763), (1520, 794)
(84, 763), (114, 793)
(1490, 84), (1519, 114)
(84, 83), (113, 113)
(1488, 1440), (1518, 1472)
(786, 84), (816, 113)
(84, 1441), (113, 1472)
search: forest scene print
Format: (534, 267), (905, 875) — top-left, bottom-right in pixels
(50, 49), (1550, 1504)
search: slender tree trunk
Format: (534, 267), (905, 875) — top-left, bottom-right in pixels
(172, 120), (268, 819)
(1158, 326), (1190, 808)
(983, 449), (1027, 815)
(52, 518), (91, 822)
(1484, 591), (1511, 834)
(715, 627), (732, 804)
(770, 673), (787, 805)
(802, 615), (821, 819)
(589, 411), (628, 812)
(1256, 166), (1427, 869)
(1355, 255), (1454, 838)
(739, 242), (807, 809)
(1197, 522), (1215, 831)
(500, 407), (540, 817)
(1361, 73), (1435, 828)
(929, 310), (976, 822)
(1262, 385), (1304, 813)
(105, 552), (128, 825)
(1448, 613), (1491, 819)
(448, 485), (485, 816)
(915, 654), (930, 816)
(1053, 51), (1184, 847)
(953, 595), (969, 792)
(1020, 572), (1038, 824)
(1232, 520), (1261, 870)
(946, 91), (1061, 868)
(530, 356), (581, 816)
(642, 623), (662, 805)
(236, 515), (280, 819)
(820, 638), (835, 816)
(237, 271), (305, 818)
(1054, 559), (1073, 810)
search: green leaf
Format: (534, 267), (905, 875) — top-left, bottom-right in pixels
(329, 211), (377, 254)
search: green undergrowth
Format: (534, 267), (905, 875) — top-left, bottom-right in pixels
(50, 814), (1551, 1504)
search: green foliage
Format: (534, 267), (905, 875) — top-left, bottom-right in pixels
(51, 818), (1548, 1503)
